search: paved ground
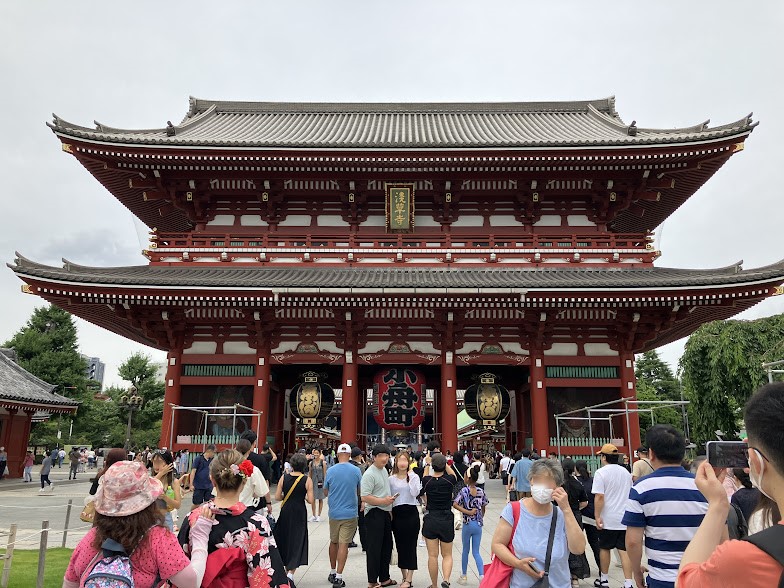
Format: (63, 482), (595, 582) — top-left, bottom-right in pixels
(0, 472), (633, 586)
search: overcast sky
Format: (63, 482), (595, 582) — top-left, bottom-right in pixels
(1, 2), (783, 389)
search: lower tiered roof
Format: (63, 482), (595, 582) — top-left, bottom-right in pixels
(10, 256), (784, 292)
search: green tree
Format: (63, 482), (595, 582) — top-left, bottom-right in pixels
(4, 305), (89, 446)
(117, 352), (165, 449)
(679, 314), (784, 446)
(634, 350), (685, 440)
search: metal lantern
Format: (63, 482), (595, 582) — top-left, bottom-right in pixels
(289, 371), (335, 426)
(372, 367), (425, 430)
(463, 372), (511, 430)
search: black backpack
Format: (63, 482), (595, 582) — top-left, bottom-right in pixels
(728, 502), (749, 540)
(744, 525), (784, 588)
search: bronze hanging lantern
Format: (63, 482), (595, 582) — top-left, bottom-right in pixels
(463, 372), (511, 430)
(289, 371), (335, 426)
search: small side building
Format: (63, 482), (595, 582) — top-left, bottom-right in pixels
(0, 349), (79, 478)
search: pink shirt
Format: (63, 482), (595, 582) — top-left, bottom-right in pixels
(65, 526), (189, 587)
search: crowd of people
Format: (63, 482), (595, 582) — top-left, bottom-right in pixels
(54, 382), (784, 587)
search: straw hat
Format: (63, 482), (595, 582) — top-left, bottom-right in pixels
(94, 460), (163, 517)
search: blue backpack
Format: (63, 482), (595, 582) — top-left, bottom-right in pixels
(81, 538), (135, 588)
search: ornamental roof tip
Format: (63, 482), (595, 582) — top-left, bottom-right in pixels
(47, 96), (756, 149)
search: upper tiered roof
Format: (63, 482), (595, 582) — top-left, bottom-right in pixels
(50, 96), (755, 149)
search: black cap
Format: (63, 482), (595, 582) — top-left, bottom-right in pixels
(351, 447), (364, 458)
(637, 446), (648, 454)
(372, 444), (390, 457)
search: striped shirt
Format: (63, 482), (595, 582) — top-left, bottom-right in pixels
(622, 466), (708, 588)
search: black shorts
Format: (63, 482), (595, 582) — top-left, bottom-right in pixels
(422, 510), (455, 543)
(192, 488), (212, 505)
(598, 528), (627, 551)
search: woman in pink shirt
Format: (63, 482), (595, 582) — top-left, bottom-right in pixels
(63, 460), (208, 588)
(22, 451), (34, 482)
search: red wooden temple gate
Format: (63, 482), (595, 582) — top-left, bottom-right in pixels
(10, 97), (784, 457)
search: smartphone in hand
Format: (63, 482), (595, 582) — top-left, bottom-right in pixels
(706, 441), (748, 469)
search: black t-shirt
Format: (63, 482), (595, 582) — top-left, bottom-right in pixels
(564, 476), (588, 515)
(247, 451), (271, 481)
(419, 473), (457, 511)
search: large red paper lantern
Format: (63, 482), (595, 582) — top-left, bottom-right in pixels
(372, 368), (425, 430)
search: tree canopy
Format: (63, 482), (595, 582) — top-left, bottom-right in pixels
(3, 305), (164, 449)
(634, 350), (685, 441)
(679, 314), (784, 446)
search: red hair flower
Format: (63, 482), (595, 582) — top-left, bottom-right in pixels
(239, 460), (255, 477)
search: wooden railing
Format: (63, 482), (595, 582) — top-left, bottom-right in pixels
(150, 231), (653, 251)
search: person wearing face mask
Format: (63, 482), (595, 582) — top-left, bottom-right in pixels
(489, 458), (586, 588)
(679, 383), (784, 587)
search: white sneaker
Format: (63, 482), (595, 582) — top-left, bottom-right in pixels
(418, 538), (425, 547)
(38, 487), (45, 493)
(315, 515), (321, 522)
(49, 484), (54, 491)
(309, 516), (317, 522)
(458, 576), (468, 585)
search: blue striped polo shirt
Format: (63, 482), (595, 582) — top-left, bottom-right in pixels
(622, 466), (708, 588)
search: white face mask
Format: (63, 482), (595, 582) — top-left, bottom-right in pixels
(531, 484), (554, 504)
(749, 448), (774, 501)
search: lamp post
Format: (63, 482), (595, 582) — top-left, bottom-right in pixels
(119, 386), (143, 451)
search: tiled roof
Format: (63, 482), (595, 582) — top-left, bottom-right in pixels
(0, 348), (79, 410)
(48, 96), (755, 149)
(10, 256), (784, 292)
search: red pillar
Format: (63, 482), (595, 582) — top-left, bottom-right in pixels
(354, 375), (366, 450)
(620, 353), (642, 452)
(440, 355), (458, 453)
(515, 386), (526, 450)
(160, 350), (183, 449)
(252, 349), (272, 445)
(505, 393), (514, 451)
(271, 387), (285, 451)
(530, 354), (549, 453)
(341, 359), (358, 445)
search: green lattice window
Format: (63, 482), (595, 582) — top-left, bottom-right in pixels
(546, 366), (619, 379)
(182, 364), (254, 377)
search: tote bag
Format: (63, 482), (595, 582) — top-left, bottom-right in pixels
(479, 500), (520, 586)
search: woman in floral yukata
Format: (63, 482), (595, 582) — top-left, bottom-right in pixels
(179, 448), (292, 588)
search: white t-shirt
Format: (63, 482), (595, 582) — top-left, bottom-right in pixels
(500, 456), (512, 473)
(592, 463), (632, 530)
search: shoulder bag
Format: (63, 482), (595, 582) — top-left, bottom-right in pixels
(531, 507), (559, 588)
(279, 474), (304, 510)
(479, 500), (521, 586)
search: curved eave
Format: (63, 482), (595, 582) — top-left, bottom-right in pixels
(10, 254), (784, 293)
(0, 398), (79, 414)
(54, 132), (751, 234)
(49, 119), (755, 150)
(10, 256), (784, 355)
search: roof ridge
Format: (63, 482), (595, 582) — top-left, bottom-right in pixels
(187, 96), (618, 116)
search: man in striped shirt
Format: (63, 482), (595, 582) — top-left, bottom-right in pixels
(622, 425), (713, 588)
